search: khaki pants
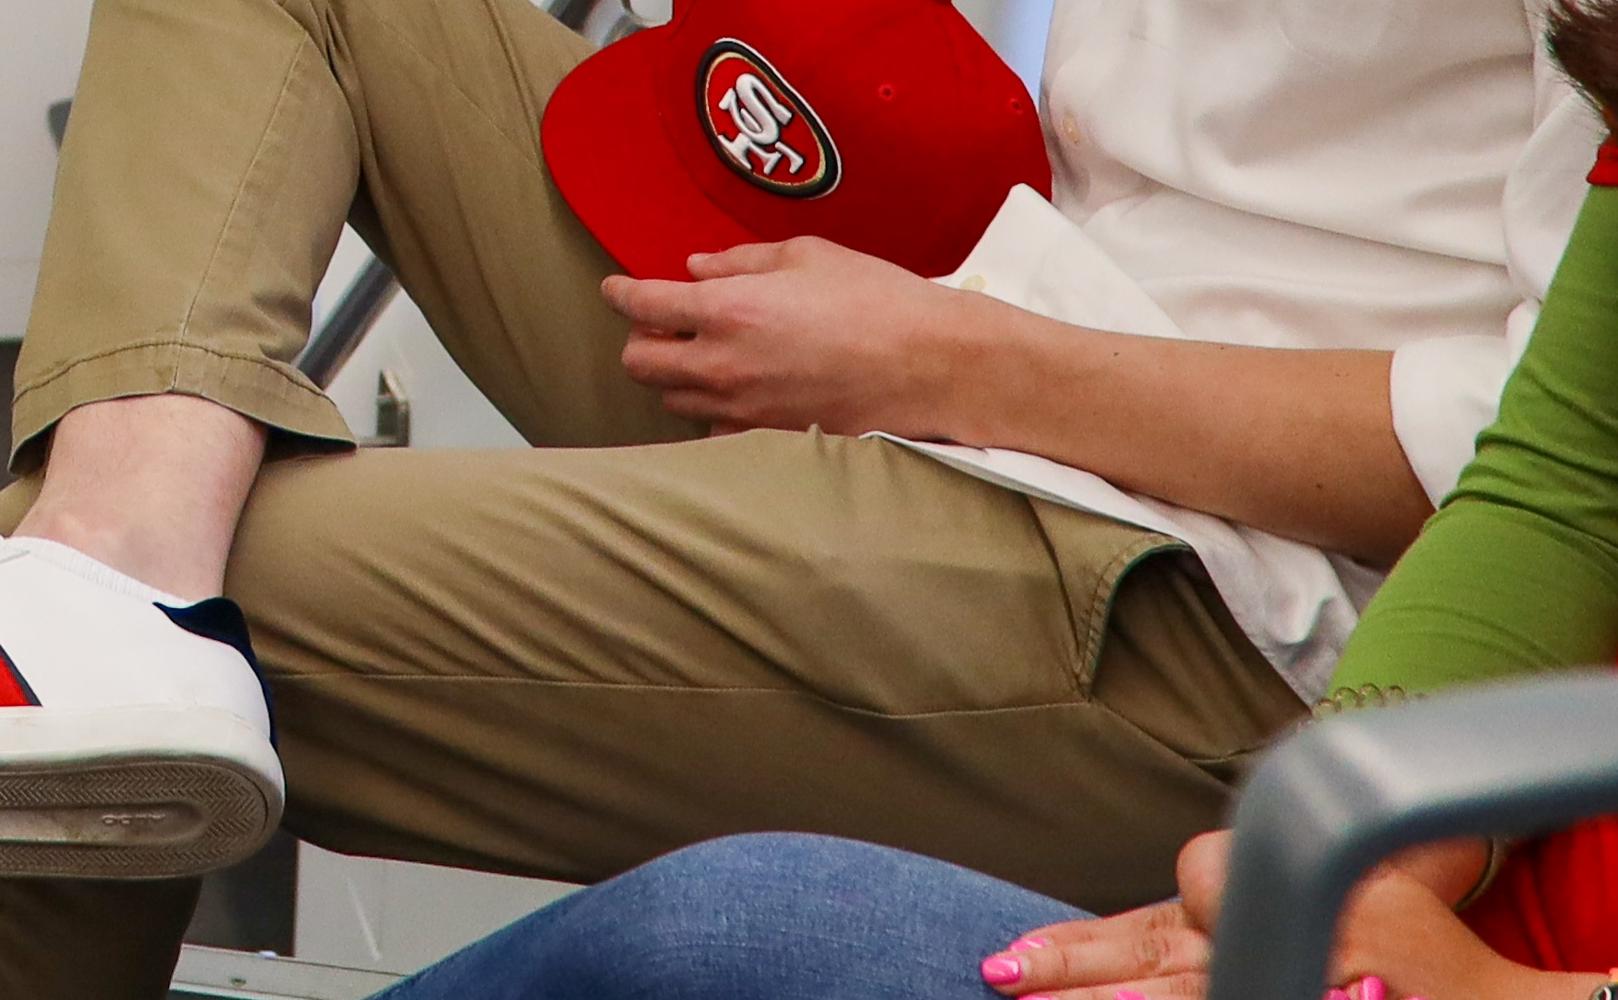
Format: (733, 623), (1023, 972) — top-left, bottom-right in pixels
(0, 1), (1304, 996)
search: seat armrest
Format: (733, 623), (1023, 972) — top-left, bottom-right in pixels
(1207, 670), (1618, 1000)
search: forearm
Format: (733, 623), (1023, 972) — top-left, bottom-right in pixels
(1330, 186), (1618, 694)
(943, 295), (1432, 566)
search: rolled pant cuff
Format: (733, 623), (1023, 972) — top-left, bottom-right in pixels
(10, 339), (355, 475)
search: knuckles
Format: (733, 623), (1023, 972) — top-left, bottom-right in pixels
(1164, 970), (1210, 997)
(619, 339), (674, 384)
(782, 234), (831, 261)
(1129, 927), (1209, 978)
(1131, 931), (1169, 973)
(701, 357), (748, 395)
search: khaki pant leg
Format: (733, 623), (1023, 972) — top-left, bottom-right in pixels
(229, 433), (1295, 910)
(15, 0), (694, 475)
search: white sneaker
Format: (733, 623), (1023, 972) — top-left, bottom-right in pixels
(0, 537), (283, 879)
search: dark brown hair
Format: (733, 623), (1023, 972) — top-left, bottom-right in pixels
(1549, 0), (1618, 115)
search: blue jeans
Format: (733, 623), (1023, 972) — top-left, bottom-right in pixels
(372, 833), (1088, 1000)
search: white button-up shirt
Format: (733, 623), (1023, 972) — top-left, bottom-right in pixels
(876, 0), (1599, 697)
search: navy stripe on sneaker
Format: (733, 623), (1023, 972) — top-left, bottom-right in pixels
(0, 641), (40, 707)
(157, 599), (277, 747)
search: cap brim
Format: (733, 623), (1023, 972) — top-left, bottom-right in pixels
(543, 29), (757, 280)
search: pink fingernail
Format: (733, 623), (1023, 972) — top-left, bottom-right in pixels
(1360, 977), (1386, 1000)
(1009, 936), (1050, 952)
(1115, 991), (1150, 1000)
(1326, 990), (1351, 1000)
(980, 956), (1022, 985)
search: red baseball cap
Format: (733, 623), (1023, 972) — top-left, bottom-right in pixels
(541, 0), (1053, 280)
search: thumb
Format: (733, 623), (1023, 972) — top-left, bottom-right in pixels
(1176, 830), (1232, 932)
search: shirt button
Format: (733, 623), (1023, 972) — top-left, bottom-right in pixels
(1060, 113), (1082, 143)
(960, 274), (988, 293)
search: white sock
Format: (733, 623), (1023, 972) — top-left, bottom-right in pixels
(4, 536), (189, 607)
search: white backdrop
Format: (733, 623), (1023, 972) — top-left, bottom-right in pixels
(0, 2), (93, 342)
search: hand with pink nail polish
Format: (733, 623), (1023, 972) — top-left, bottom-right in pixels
(980, 900), (1210, 1000)
(1318, 866), (1537, 1000)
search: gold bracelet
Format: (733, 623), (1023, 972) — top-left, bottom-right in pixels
(1310, 683), (1419, 719)
(1452, 834), (1511, 911)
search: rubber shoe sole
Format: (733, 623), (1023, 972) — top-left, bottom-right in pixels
(0, 705), (284, 879)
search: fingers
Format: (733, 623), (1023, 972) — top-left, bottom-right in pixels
(982, 906), (1211, 998)
(618, 331), (731, 426)
(1344, 975), (1387, 1000)
(619, 331), (745, 427)
(656, 388), (731, 423)
(1175, 831), (1232, 931)
(620, 330), (711, 389)
(686, 242), (790, 279)
(1011, 971), (1208, 1000)
(601, 275), (713, 331)
(1013, 902), (1196, 952)
(685, 235), (840, 278)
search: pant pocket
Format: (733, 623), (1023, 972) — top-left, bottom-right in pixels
(1031, 504), (1306, 775)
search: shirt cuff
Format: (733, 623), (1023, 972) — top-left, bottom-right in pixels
(1388, 329), (1523, 507)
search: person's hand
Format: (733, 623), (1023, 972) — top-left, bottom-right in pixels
(1324, 866), (1511, 1000)
(978, 901), (1214, 1000)
(1176, 831), (1523, 1000)
(982, 831), (1529, 1000)
(601, 237), (986, 438)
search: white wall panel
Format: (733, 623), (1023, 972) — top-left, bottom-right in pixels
(0, 0), (92, 341)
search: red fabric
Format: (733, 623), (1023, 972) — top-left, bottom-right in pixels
(1458, 661), (1618, 972)
(1590, 137), (1618, 187)
(541, 0), (1052, 279)
(1462, 817), (1618, 972)
(0, 654), (31, 707)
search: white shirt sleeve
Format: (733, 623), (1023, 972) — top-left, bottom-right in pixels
(1388, 0), (1601, 505)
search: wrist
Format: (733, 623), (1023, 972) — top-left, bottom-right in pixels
(931, 290), (1088, 448)
(909, 286), (1002, 443)
(1479, 965), (1609, 1000)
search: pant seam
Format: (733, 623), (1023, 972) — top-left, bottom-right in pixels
(482, 0), (546, 146)
(265, 672), (1107, 722)
(175, 38), (309, 361)
(13, 337), (327, 403)
(343, 0), (570, 167)
(1077, 536), (1184, 692)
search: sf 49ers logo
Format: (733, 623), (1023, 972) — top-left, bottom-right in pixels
(698, 39), (840, 198)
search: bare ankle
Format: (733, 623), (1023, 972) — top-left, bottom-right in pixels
(15, 396), (267, 600)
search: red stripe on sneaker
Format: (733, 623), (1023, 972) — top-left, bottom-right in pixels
(0, 647), (38, 707)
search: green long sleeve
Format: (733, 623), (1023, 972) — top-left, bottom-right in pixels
(1330, 185), (1618, 694)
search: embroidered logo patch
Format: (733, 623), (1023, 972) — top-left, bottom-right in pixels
(698, 39), (840, 198)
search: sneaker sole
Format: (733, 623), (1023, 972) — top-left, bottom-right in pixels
(0, 705), (284, 879)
